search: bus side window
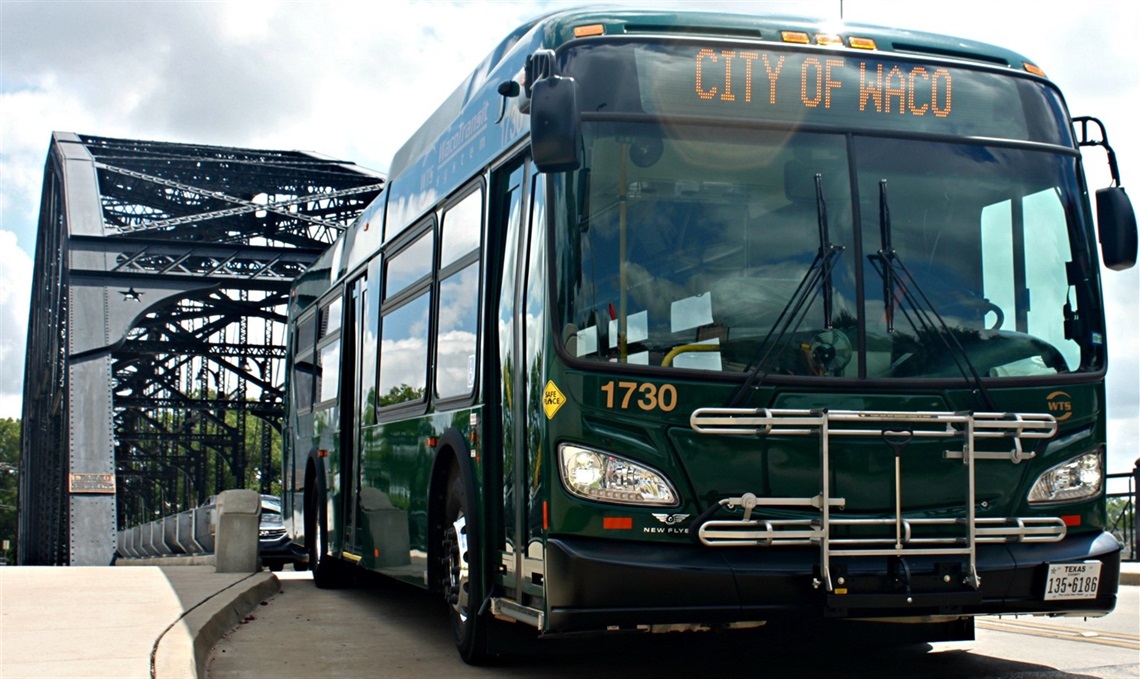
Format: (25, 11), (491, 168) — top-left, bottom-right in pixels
(379, 227), (435, 408)
(360, 258), (382, 424)
(293, 313), (317, 412)
(436, 187), (483, 401)
(315, 296), (342, 407)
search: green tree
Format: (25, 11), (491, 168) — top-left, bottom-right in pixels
(1107, 495), (1136, 559)
(0, 418), (19, 563)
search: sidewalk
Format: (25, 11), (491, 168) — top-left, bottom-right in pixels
(0, 562), (1135, 679)
(0, 565), (277, 679)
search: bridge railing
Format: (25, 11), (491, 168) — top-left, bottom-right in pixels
(1108, 460), (1139, 562)
(116, 465), (1137, 563)
(117, 505), (214, 559)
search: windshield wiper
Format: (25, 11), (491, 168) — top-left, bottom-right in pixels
(869, 179), (996, 410)
(816, 174), (838, 330)
(726, 174), (844, 407)
(877, 181), (896, 332)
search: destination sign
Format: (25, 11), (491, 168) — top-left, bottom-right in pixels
(564, 42), (1069, 145)
(693, 49), (952, 118)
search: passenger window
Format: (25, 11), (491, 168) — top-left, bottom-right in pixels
(297, 314), (317, 354)
(321, 296), (342, 336)
(292, 318), (316, 412)
(379, 293), (431, 406)
(317, 340), (340, 405)
(314, 295), (342, 407)
(436, 262), (480, 400)
(435, 188), (483, 401)
(440, 190), (482, 269)
(385, 232), (434, 299)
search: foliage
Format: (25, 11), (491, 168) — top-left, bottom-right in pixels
(1107, 495), (1136, 558)
(378, 384), (426, 407)
(116, 398), (282, 527)
(0, 418), (19, 563)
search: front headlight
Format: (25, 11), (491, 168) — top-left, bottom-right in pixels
(558, 444), (679, 506)
(1028, 451), (1103, 504)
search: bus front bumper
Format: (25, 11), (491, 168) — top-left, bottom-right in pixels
(543, 530), (1120, 634)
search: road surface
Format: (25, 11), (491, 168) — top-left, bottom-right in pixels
(208, 570), (1139, 679)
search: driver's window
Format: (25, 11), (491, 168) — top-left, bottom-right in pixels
(981, 188), (1078, 370)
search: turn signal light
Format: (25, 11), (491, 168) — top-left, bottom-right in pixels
(574, 24), (605, 38)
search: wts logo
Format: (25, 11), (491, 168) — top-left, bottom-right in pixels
(1046, 391), (1073, 422)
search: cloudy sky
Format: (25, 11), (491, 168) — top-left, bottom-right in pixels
(1, 0), (1137, 471)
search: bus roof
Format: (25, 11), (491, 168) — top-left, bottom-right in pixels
(389, 7), (1043, 181)
(538, 8), (1038, 69)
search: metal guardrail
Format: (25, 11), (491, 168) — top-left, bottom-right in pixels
(1107, 461), (1138, 562)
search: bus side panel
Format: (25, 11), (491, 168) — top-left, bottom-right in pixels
(360, 414), (428, 584)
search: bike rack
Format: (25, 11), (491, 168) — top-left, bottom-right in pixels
(689, 408), (1062, 592)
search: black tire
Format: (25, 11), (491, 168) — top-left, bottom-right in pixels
(440, 464), (497, 664)
(268, 562), (284, 572)
(306, 487), (344, 589)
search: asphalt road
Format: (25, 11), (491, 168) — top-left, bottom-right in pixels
(208, 570), (1139, 679)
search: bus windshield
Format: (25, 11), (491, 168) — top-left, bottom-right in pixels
(553, 121), (1097, 379)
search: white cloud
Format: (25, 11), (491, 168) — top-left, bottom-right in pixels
(0, 232), (32, 417)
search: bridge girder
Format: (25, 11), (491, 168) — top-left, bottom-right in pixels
(19, 133), (383, 565)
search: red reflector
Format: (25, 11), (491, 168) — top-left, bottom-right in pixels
(426, 436), (439, 448)
(1061, 515), (1081, 527)
(543, 501), (549, 531)
(603, 517), (633, 530)
(317, 449), (329, 458)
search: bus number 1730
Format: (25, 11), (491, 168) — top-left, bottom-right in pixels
(601, 381), (678, 412)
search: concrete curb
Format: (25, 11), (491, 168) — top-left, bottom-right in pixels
(118, 555), (217, 567)
(1119, 564), (1140, 587)
(153, 572), (280, 679)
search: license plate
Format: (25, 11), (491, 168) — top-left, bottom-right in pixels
(1043, 562), (1102, 601)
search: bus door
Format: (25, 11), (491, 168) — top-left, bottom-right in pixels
(490, 155), (531, 600)
(338, 276), (366, 557)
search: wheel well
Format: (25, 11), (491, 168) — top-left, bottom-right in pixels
(426, 446), (459, 595)
(302, 456), (320, 550)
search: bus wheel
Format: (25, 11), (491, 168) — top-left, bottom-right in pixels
(441, 469), (496, 664)
(306, 489), (343, 589)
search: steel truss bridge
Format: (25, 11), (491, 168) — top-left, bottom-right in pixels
(19, 133), (383, 565)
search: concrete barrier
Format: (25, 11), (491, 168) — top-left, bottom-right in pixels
(175, 511), (199, 554)
(163, 515), (184, 554)
(214, 489), (260, 573)
(195, 506), (215, 553)
(145, 522), (164, 557)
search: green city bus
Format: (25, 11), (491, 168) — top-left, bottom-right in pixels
(282, 8), (1137, 663)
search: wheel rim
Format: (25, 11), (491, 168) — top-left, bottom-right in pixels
(443, 512), (471, 625)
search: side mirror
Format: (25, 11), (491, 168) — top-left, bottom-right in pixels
(1096, 186), (1138, 270)
(530, 75), (582, 173)
(1073, 116), (1138, 271)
